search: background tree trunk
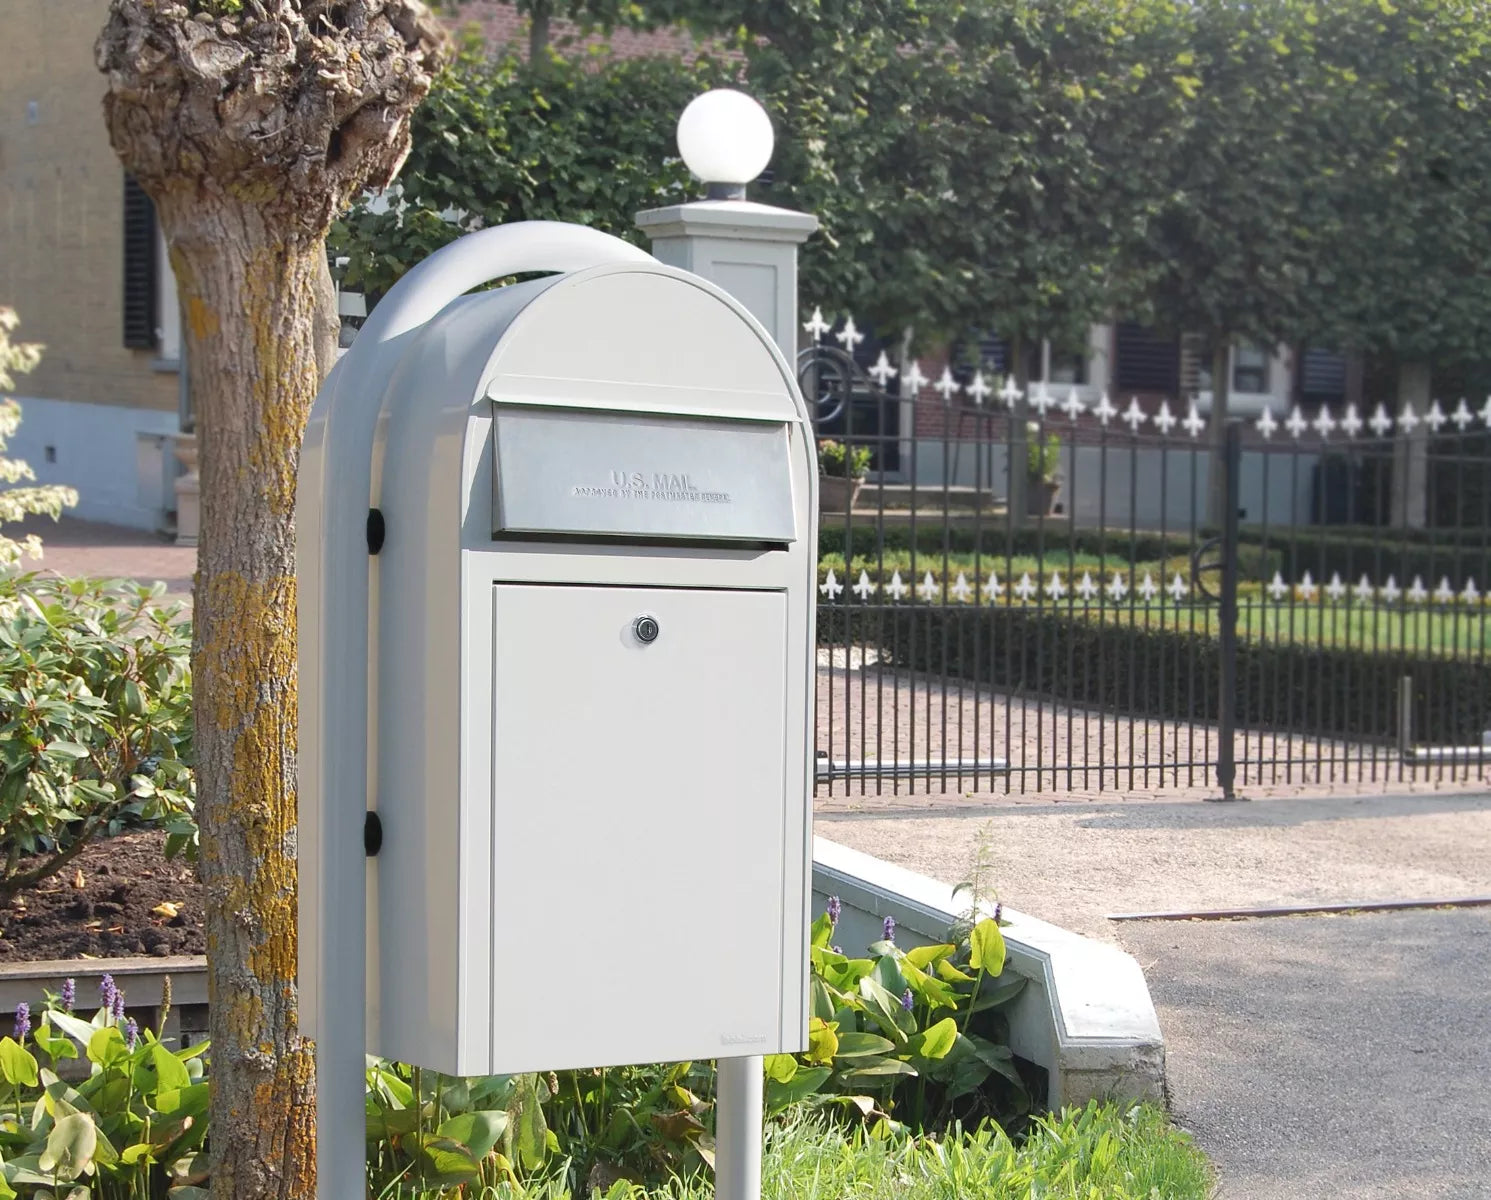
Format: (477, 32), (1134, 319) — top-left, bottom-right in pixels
(1008, 334), (1031, 527)
(169, 197), (327, 1200)
(1206, 339), (1232, 529)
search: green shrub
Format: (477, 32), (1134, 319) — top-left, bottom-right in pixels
(1026, 424), (1061, 483)
(820, 603), (1490, 743)
(818, 439), (873, 479)
(0, 576), (195, 899)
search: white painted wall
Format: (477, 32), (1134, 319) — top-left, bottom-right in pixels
(6, 395), (181, 530)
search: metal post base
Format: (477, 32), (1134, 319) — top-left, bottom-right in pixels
(715, 1056), (763, 1200)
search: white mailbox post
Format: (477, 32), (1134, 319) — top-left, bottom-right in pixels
(297, 220), (817, 1199)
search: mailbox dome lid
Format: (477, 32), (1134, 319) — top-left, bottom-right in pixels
(482, 264), (804, 424)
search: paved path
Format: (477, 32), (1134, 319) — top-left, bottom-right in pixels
(10, 514), (194, 601)
(1124, 909), (1491, 1200)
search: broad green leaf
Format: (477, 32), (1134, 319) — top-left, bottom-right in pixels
(904, 943), (956, 970)
(39, 1112), (96, 1179)
(0, 1039), (38, 1088)
(907, 1017), (959, 1062)
(86, 1028), (127, 1070)
(44, 741), (90, 759)
(45, 1013), (100, 1048)
(837, 1058), (919, 1083)
(969, 918), (1006, 975)
(762, 1054), (798, 1084)
(32, 1020), (78, 1064)
(764, 1066), (830, 1115)
(810, 912), (834, 949)
(832, 1031), (897, 1059)
(151, 1043), (191, 1092)
(436, 1111), (508, 1160)
(805, 1017), (839, 1066)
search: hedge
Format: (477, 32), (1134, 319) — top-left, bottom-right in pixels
(819, 522), (1491, 589)
(819, 604), (1491, 745)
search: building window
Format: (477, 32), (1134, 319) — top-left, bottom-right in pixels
(122, 174), (158, 351)
(1115, 323), (1180, 393)
(1231, 343), (1270, 394)
(969, 334), (1088, 385)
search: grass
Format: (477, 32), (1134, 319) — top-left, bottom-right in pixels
(439, 1103), (1215, 1200)
(818, 551), (1491, 655)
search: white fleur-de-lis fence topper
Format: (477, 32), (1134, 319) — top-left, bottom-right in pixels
(1107, 571), (1129, 601)
(1031, 383), (1057, 417)
(1434, 577), (1456, 604)
(1312, 407), (1336, 439)
(1426, 400), (1448, 434)
(902, 360), (930, 395)
(1297, 570), (1318, 601)
(918, 571), (940, 602)
(999, 376), (1023, 408)
(1481, 396), (1491, 427)
(1046, 571), (1068, 601)
(1268, 571), (1289, 601)
(1285, 406), (1309, 439)
(1123, 397), (1148, 432)
(1062, 387), (1086, 421)
(1407, 576), (1429, 604)
(1381, 575), (1402, 604)
(1399, 403), (1421, 434)
(820, 569), (843, 599)
(887, 570), (908, 601)
(985, 572), (1005, 603)
(1138, 572), (1159, 602)
(1184, 401), (1207, 438)
(1452, 398), (1475, 431)
(934, 367), (962, 401)
(1326, 573), (1346, 602)
(1354, 574), (1375, 604)
(1093, 392), (1119, 425)
(1369, 403), (1394, 437)
(853, 570), (875, 600)
(1077, 571), (1099, 602)
(967, 371), (992, 406)
(1340, 404), (1363, 438)
(835, 316), (864, 352)
(1463, 578), (1481, 604)
(951, 573), (973, 602)
(803, 307), (831, 340)
(1014, 572), (1038, 602)
(1167, 572), (1189, 602)
(1154, 400), (1178, 436)
(1256, 407), (1279, 439)
(867, 351), (898, 387)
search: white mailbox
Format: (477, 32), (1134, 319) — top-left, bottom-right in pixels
(299, 224), (817, 1081)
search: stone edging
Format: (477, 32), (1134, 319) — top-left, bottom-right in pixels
(811, 836), (1164, 1109)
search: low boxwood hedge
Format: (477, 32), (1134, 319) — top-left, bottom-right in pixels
(819, 603), (1490, 744)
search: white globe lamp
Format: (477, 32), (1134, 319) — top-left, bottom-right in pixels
(676, 89), (774, 200)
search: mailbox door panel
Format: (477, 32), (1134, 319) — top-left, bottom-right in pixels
(489, 583), (789, 1071)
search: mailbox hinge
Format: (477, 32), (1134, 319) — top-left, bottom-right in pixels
(364, 812), (383, 857)
(366, 508), (386, 554)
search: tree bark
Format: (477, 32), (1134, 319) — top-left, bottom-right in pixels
(1007, 334), (1031, 528)
(169, 196), (325, 1200)
(529, 0), (553, 63)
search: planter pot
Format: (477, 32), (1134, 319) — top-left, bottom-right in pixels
(1026, 478), (1059, 517)
(820, 474), (865, 514)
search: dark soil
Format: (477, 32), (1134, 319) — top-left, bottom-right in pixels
(0, 831), (205, 961)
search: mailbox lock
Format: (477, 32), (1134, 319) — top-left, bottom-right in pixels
(632, 615), (660, 645)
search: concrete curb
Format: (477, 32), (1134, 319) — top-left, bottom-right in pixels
(812, 837), (1165, 1109)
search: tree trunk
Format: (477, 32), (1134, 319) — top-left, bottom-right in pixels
(1392, 361), (1430, 529)
(529, 0), (553, 62)
(169, 198), (330, 1200)
(1206, 340), (1231, 529)
(1007, 334), (1031, 527)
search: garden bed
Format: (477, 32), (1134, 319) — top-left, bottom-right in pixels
(0, 830), (204, 961)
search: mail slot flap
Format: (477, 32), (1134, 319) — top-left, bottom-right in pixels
(492, 404), (797, 543)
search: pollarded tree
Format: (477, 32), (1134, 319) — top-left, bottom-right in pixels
(95, 5), (446, 1200)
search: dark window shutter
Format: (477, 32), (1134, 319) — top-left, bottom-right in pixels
(122, 174), (158, 350)
(1300, 348), (1348, 406)
(1114, 323), (1179, 393)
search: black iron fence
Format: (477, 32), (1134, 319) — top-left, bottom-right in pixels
(804, 323), (1491, 798)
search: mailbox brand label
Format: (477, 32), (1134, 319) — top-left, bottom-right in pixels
(571, 470), (732, 505)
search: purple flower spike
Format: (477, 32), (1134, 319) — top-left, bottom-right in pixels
(826, 896), (842, 925)
(111, 989), (126, 1025)
(993, 902), (1003, 924)
(900, 989), (914, 1013)
(13, 1002), (30, 1042)
(99, 974), (117, 1013)
(124, 1018), (139, 1051)
(882, 915), (896, 944)
(60, 978), (75, 1013)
